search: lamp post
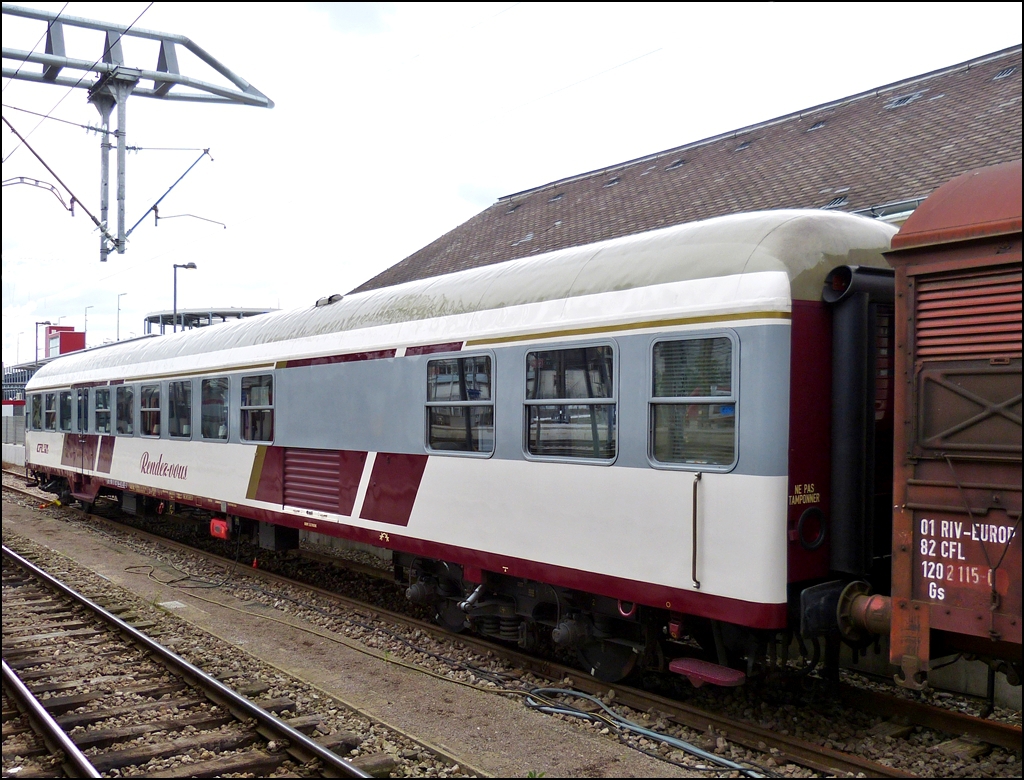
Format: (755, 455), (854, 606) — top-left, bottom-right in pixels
(34, 320), (51, 363)
(84, 305), (94, 348)
(172, 262), (197, 333)
(117, 292), (127, 341)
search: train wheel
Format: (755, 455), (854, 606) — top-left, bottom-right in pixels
(577, 639), (641, 682)
(434, 599), (467, 633)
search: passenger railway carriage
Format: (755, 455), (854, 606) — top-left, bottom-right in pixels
(25, 209), (902, 682)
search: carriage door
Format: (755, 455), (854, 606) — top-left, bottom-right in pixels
(75, 388), (93, 477)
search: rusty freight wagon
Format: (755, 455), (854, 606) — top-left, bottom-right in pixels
(884, 160), (1022, 692)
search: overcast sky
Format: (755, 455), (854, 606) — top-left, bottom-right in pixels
(2, 2), (1021, 364)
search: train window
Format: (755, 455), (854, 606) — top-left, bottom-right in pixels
(76, 389), (89, 433)
(168, 380), (192, 439)
(94, 388), (111, 434)
(30, 394), (42, 431)
(44, 393), (56, 431)
(201, 378), (229, 440)
(116, 386), (135, 436)
(240, 375), (274, 443)
(426, 355), (494, 453)
(59, 391), (72, 432)
(524, 346), (616, 460)
(650, 336), (736, 467)
(141, 384), (161, 437)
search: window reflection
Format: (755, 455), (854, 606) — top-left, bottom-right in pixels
(651, 337), (736, 466)
(141, 384), (161, 437)
(30, 395), (42, 431)
(116, 386), (134, 435)
(426, 356), (493, 453)
(95, 388), (111, 434)
(241, 375), (274, 443)
(525, 346), (616, 460)
(201, 378), (229, 440)
(168, 381), (192, 438)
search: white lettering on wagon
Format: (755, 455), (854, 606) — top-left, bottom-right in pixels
(916, 517), (1018, 602)
(36, 443), (49, 453)
(139, 452), (189, 480)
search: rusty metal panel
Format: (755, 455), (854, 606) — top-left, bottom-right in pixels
(905, 458), (1021, 646)
(891, 160), (1022, 251)
(917, 361), (1022, 453)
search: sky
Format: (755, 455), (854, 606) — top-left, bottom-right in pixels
(2, 2), (1021, 365)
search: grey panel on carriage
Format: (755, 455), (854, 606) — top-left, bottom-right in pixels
(276, 356), (425, 454)
(27, 210), (891, 391)
(272, 324), (789, 476)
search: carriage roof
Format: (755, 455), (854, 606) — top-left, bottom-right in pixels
(29, 209), (894, 389)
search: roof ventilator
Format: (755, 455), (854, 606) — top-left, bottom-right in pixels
(666, 158), (686, 170)
(506, 204), (520, 214)
(808, 120), (826, 131)
(315, 293), (343, 307)
(734, 140), (750, 151)
(604, 177), (620, 188)
(548, 193), (563, 202)
(822, 196), (849, 210)
(993, 66), (1017, 80)
(885, 90), (926, 109)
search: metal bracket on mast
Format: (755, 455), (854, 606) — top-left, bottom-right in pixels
(2, 3), (273, 262)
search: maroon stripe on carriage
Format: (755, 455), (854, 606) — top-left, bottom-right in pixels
(96, 436), (115, 473)
(360, 452), (428, 527)
(283, 349), (396, 369)
(405, 342), (464, 356)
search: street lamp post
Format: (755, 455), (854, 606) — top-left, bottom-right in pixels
(84, 305), (94, 348)
(117, 293), (128, 341)
(34, 320), (51, 363)
(172, 263), (197, 333)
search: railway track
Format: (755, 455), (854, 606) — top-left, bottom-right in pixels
(4, 476), (1022, 777)
(2, 543), (374, 778)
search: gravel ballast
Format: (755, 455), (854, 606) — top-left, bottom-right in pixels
(2, 495), (702, 778)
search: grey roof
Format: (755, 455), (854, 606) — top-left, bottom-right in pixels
(354, 46), (1022, 293)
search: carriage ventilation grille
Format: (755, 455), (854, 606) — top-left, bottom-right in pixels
(283, 448), (341, 513)
(915, 265), (1022, 360)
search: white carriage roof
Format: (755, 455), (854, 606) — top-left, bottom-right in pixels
(29, 209), (894, 389)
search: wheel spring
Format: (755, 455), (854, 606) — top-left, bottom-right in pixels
(476, 616), (500, 636)
(498, 617), (519, 642)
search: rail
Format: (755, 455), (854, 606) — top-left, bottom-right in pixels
(2, 659), (101, 778)
(1, 544), (372, 779)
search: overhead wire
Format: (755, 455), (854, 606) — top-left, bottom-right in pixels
(1, 114), (113, 245)
(2, 102), (97, 131)
(2, 105), (210, 153)
(514, 47), (663, 111)
(2, 1), (154, 164)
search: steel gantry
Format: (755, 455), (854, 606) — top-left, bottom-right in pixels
(2, 3), (273, 261)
